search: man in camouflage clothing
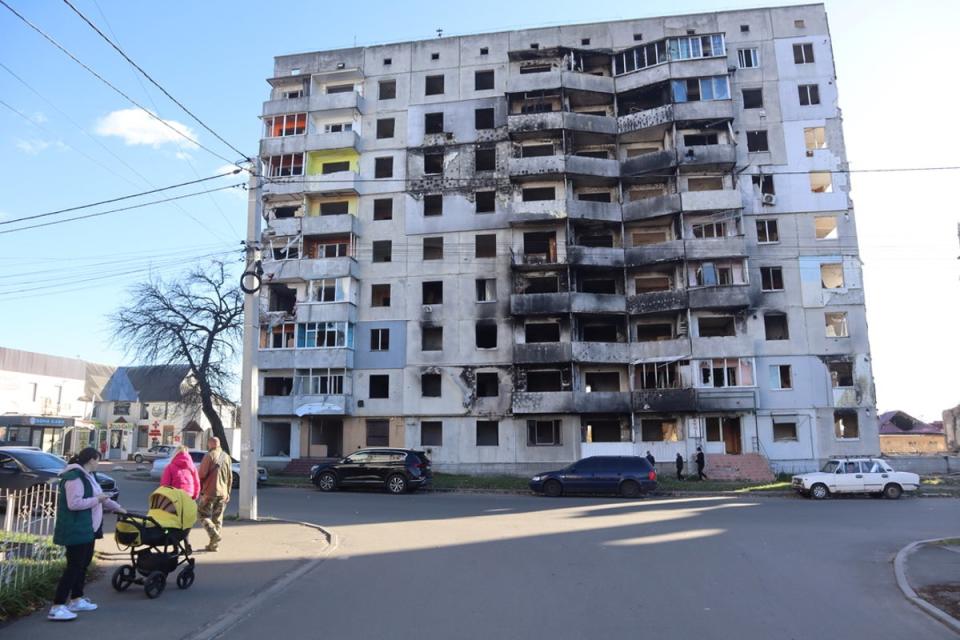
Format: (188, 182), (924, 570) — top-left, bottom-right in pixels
(197, 436), (233, 551)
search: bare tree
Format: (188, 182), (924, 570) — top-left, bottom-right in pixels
(111, 260), (242, 454)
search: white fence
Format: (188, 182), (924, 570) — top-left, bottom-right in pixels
(0, 485), (64, 598)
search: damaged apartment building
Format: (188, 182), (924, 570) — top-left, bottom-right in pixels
(253, 3), (878, 476)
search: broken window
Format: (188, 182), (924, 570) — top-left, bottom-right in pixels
(475, 146), (496, 171)
(527, 420), (561, 446)
(612, 40), (666, 74)
(580, 278), (616, 295)
(475, 322), (497, 349)
(266, 153), (304, 177)
(323, 122), (352, 133)
(321, 161), (350, 174)
(815, 216), (838, 240)
(738, 47), (759, 68)
(262, 323), (296, 349)
(828, 361), (854, 387)
(421, 373), (441, 397)
(671, 76), (730, 102)
(581, 321), (619, 342)
(742, 88), (763, 109)
(523, 231), (557, 260)
(369, 375), (389, 399)
(834, 411), (859, 439)
(263, 377), (293, 396)
(378, 79), (396, 100)
(756, 219), (779, 243)
(764, 313), (789, 340)
(422, 326), (443, 351)
(269, 204), (300, 219)
(475, 108), (495, 130)
(325, 84), (354, 94)
(522, 186), (555, 201)
(520, 143), (555, 158)
(582, 419), (631, 443)
(474, 70), (494, 90)
(526, 370), (563, 392)
(683, 133), (719, 147)
(423, 237), (443, 260)
(697, 358), (754, 388)
(372, 240), (392, 263)
(577, 191), (612, 203)
(691, 221), (727, 239)
(477, 372), (499, 397)
(475, 278), (497, 302)
(421, 421), (442, 446)
(314, 278), (346, 303)
(383, 57), (392, 66)
(424, 112), (444, 134)
(374, 156), (394, 178)
(370, 328), (390, 351)
(635, 361), (682, 390)
(820, 263), (843, 289)
(425, 74), (445, 96)
(268, 284), (297, 312)
(580, 233), (614, 248)
(635, 275), (671, 293)
(746, 130), (769, 152)
(809, 171), (833, 193)
(773, 420), (798, 441)
(526, 322), (560, 343)
(366, 419), (389, 447)
(371, 284), (391, 307)
(423, 194), (443, 216)
(268, 236), (300, 260)
(295, 369), (344, 395)
(422, 281), (443, 305)
(297, 322), (353, 349)
(475, 234), (496, 258)
(476, 421), (499, 446)
(376, 118), (395, 139)
(304, 235), (350, 260)
(264, 113), (307, 138)
(693, 261), (736, 287)
(798, 84), (820, 106)
(769, 365), (792, 390)
(475, 190), (496, 213)
(315, 199), (348, 216)
(641, 419), (681, 442)
(687, 176), (723, 191)
(373, 198), (392, 221)
(698, 315), (736, 337)
(636, 322), (674, 342)
(524, 275), (559, 294)
(804, 127), (827, 152)
(584, 372), (620, 392)
(752, 174), (775, 195)
(479, 47), (489, 55)
(824, 312), (849, 338)
(424, 150), (444, 174)
(793, 43), (815, 64)
(760, 267), (783, 291)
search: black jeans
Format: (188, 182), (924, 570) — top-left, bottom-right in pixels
(54, 541), (95, 605)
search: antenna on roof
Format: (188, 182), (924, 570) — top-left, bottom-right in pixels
(437, 28), (443, 38)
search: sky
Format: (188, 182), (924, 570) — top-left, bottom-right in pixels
(0, 0), (957, 420)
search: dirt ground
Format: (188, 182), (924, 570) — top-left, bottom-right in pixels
(916, 584), (960, 620)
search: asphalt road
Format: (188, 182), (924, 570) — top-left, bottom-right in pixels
(114, 477), (958, 640)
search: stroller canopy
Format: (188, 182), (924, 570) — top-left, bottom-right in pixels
(148, 486), (198, 530)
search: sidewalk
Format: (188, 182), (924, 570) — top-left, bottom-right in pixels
(5, 519), (330, 639)
(896, 538), (960, 634)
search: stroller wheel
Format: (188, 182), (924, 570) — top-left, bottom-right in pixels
(176, 567), (195, 590)
(111, 565), (135, 592)
(144, 571), (166, 599)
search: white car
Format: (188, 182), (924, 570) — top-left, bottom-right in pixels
(149, 450), (268, 487)
(792, 458), (919, 500)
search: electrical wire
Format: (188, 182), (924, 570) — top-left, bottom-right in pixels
(0, 0), (242, 168)
(0, 184), (244, 235)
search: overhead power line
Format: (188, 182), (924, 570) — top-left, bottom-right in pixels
(61, 0), (250, 161)
(0, 0), (242, 167)
(0, 184), (244, 235)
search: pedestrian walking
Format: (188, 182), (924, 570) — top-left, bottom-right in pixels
(675, 452), (684, 480)
(161, 445), (201, 499)
(197, 437), (233, 552)
(695, 446), (707, 480)
(645, 450), (655, 467)
(49, 447), (126, 622)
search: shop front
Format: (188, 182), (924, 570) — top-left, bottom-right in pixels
(0, 415), (73, 454)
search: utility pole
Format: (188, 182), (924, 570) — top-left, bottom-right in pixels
(239, 163), (262, 521)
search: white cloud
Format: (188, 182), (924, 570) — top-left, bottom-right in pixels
(31, 112), (47, 124)
(16, 139), (50, 155)
(95, 108), (198, 149)
(175, 151), (193, 161)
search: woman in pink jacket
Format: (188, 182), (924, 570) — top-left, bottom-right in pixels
(160, 446), (201, 500)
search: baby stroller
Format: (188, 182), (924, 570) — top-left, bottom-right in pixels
(112, 486), (197, 598)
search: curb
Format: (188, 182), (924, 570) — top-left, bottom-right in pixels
(184, 519), (338, 640)
(893, 537), (960, 635)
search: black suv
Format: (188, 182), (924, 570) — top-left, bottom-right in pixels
(0, 446), (119, 502)
(310, 449), (432, 494)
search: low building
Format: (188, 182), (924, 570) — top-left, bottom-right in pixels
(942, 404), (960, 451)
(878, 411), (947, 455)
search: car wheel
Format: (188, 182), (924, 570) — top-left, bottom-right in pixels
(810, 483), (829, 500)
(386, 474), (408, 495)
(232, 472), (240, 487)
(620, 480), (641, 498)
(883, 483), (903, 500)
(543, 479), (563, 498)
(316, 472), (337, 492)
(134, 455), (143, 464)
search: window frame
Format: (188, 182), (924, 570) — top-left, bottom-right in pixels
(756, 219), (779, 244)
(370, 327), (390, 352)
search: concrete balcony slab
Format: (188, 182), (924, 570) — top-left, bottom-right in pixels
(633, 388), (697, 413)
(621, 149), (676, 176)
(627, 290), (689, 315)
(309, 91), (365, 114)
(695, 388), (757, 411)
(624, 240), (685, 267)
(262, 96), (310, 117)
(687, 285), (751, 309)
(513, 342), (573, 363)
(570, 292), (626, 314)
(571, 341), (630, 363)
(567, 199), (622, 222)
(568, 246), (625, 268)
(295, 301), (357, 324)
(257, 348), (354, 370)
(684, 236), (747, 260)
(628, 338), (691, 362)
(301, 213), (358, 237)
(510, 293), (571, 315)
(678, 144), (736, 172)
(622, 194), (682, 221)
(681, 188), (743, 212)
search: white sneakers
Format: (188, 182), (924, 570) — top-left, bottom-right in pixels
(48, 598), (98, 621)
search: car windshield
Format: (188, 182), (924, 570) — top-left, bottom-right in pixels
(820, 461), (840, 473)
(11, 450), (67, 471)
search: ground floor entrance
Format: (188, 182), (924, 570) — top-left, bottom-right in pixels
(705, 416), (742, 454)
(308, 418), (343, 458)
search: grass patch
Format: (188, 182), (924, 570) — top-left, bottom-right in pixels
(0, 533), (66, 622)
(264, 476), (314, 488)
(431, 473), (529, 492)
(655, 476), (792, 493)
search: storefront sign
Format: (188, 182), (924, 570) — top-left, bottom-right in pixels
(29, 417), (67, 427)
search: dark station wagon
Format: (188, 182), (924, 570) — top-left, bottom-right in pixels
(529, 456), (658, 498)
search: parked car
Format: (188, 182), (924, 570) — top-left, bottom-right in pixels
(149, 449), (268, 487)
(132, 445), (174, 464)
(0, 446), (119, 502)
(792, 458), (920, 500)
(529, 456), (658, 498)
(310, 449), (432, 494)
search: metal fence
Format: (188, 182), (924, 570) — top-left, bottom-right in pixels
(0, 485), (64, 598)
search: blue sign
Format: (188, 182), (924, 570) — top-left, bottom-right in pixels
(30, 417), (66, 427)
